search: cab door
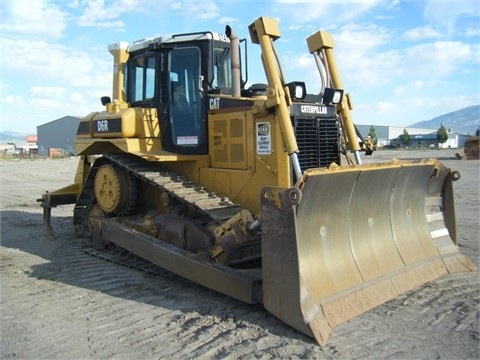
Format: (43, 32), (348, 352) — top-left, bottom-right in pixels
(165, 46), (207, 155)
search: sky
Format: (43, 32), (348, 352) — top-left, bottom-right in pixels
(1, 0), (479, 135)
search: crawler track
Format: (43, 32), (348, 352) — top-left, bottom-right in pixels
(74, 153), (242, 238)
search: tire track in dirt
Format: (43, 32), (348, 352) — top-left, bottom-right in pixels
(2, 210), (295, 359)
(327, 271), (479, 359)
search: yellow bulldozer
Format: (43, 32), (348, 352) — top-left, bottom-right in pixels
(39, 17), (475, 346)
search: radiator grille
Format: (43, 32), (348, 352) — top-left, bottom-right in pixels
(294, 117), (339, 170)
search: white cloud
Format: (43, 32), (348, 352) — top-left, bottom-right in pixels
(30, 98), (65, 110)
(385, 0), (401, 12)
(27, 87), (86, 111)
(29, 87), (73, 111)
(335, 23), (391, 50)
(273, 0), (384, 24)
(2, 95), (23, 104)
(472, 43), (480, 64)
(195, 2), (220, 21)
(423, 0), (480, 36)
(281, 53), (318, 85)
(285, 53), (312, 69)
(330, 24), (402, 88)
(277, 23), (404, 92)
(287, 25), (304, 31)
(1, 37), (110, 88)
(30, 86), (68, 97)
(70, 92), (85, 103)
(169, 1), (219, 21)
(0, 32), (111, 133)
(393, 80), (446, 96)
(169, 2), (182, 10)
(67, 0), (81, 9)
(464, 27), (480, 38)
(423, 0), (480, 25)
(1, 0), (68, 38)
(75, 0), (148, 30)
(218, 17), (239, 25)
(77, 0), (125, 29)
(405, 41), (473, 77)
(402, 26), (443, 41)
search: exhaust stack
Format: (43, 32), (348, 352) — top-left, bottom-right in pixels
(226, 25), (241, 97)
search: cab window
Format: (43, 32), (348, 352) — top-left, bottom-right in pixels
(212, 47), (232, 92)
(168, 47), (202, 147)
(131, 55), (156, 102)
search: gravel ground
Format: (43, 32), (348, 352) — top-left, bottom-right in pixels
(1, 149), (478, 359)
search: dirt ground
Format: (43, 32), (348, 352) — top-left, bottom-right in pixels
(1, 149), (479, 359)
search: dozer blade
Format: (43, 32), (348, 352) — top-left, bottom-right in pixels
(260, 158), (476, 346)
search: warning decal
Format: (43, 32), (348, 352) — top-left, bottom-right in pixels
(256, 122), (271, 155)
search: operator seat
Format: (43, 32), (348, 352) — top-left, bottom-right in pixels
(172, 85), (190, 114)
(171, 84), (194, 137)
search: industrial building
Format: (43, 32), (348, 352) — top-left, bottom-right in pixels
(37, 116), (81, 157)
(356, 124), (469, 149)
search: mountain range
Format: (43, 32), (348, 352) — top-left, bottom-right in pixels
(0, 130), (28, 144)
(410, 105), (479, 135)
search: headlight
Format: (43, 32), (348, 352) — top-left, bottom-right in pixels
(286, 81), (306, 101)
(323, 87), (344, 105)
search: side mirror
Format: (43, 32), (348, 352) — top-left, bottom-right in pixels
(100, 96), (111, 106)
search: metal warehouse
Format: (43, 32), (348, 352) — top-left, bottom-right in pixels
(37, 116), (81, 157)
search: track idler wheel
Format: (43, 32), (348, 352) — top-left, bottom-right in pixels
(94, 164), (136, 214)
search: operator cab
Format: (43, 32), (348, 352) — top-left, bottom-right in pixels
(124, 32), (237, 155)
